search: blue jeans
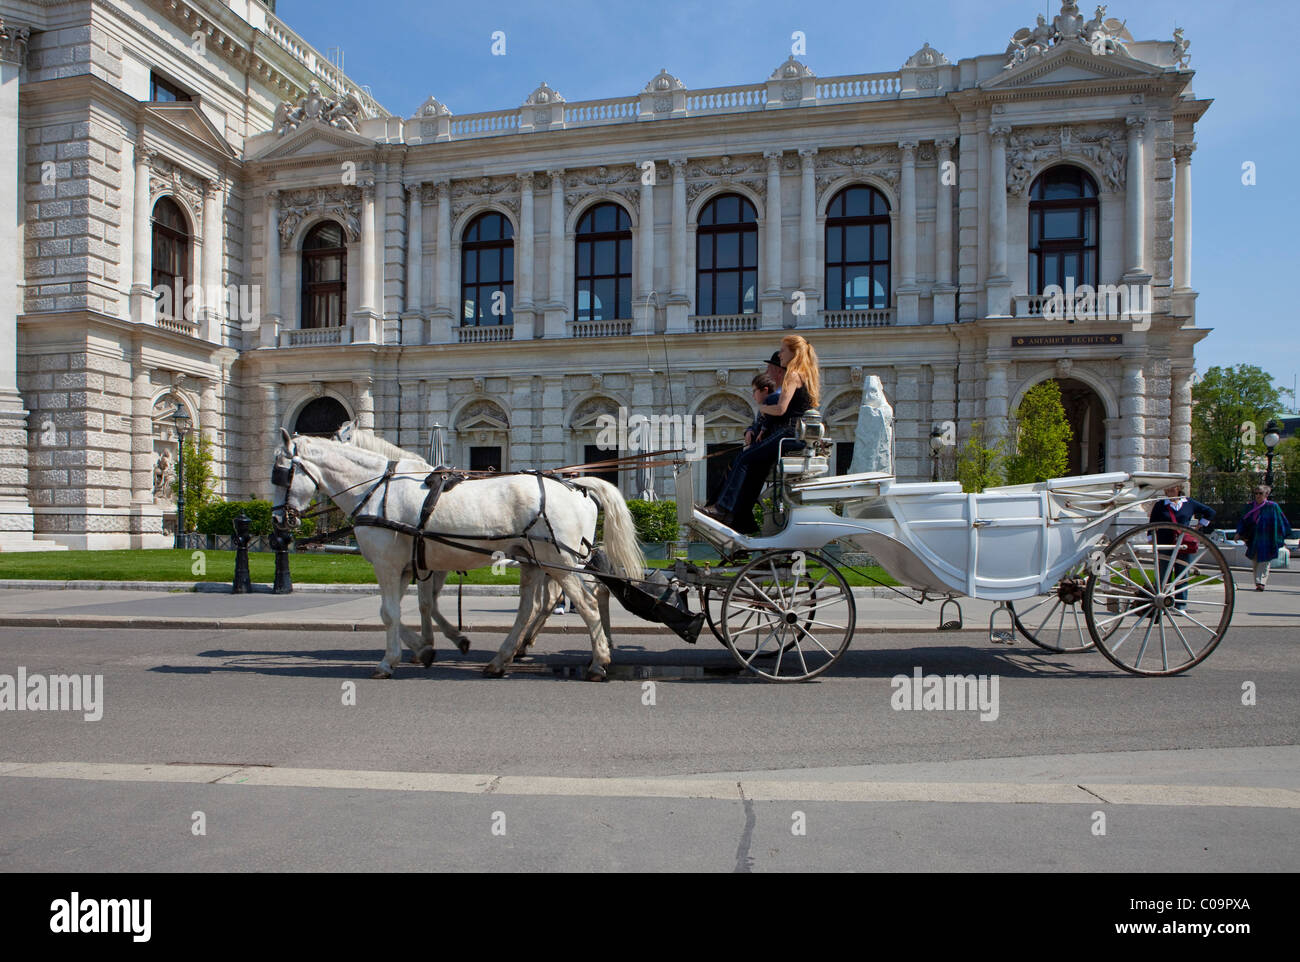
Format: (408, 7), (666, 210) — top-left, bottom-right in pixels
(715, 429), (802, 530)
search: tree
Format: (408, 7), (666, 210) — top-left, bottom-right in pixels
(955, 421), (1005, 493)
(1004, 379), (1073, 484)
(1191, 365), (1286, 472)
(172, 433), (219, 532)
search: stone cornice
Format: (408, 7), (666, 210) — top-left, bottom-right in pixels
(0, 17), (30, 66)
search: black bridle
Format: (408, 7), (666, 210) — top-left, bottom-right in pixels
(271, 450), (326, 530)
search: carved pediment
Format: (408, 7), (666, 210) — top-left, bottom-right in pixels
(249, 120), (377, 161)
(984, 40), (1166, 90)
(144, 102), (237, 158)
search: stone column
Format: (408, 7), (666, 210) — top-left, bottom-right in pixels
(1120, 360), (1146, 472)
(666, 158), (690, 333)
(635, 167), (655, 333)
(987, 125), (1011, 316)
(1173, 143), (1195, 290)
(544, 168), (566, 337)
(761, 150), (784, 330)
(540, 376), (565, 465)
(130, 140), (155, 325)
(260, 190), (281, 347)
(1124, 116), (1147, 280)
(893, 363), (923, 479)
(401, 183), (423, 344)
(261, 382), (280, 498)
(201, 180), (223, 342)
(430, 179), (452, 343)
(354, 177), (379, 343)
(984, 359), (1009, 445)
(353, 377), (375, 431)
(797, 148), (819, 328)
(514, 172), (535, 339)
(1170, 367), (1193, 477)
(897, 140), (920, 325)
(929, 363), (958, 480)
(199, 376), (219, 487)
(933, 138), (957, 323)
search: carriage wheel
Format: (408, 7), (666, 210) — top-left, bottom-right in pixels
(720, 549), (856, 681)
(704, 582), (801, 657)
(1083, 522), (1234, 676)
(1009, 561), (1101, 653)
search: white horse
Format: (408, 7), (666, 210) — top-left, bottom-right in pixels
(272, 429), (643, 680)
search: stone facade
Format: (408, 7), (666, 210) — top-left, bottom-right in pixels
(1, 0), (1210, 547)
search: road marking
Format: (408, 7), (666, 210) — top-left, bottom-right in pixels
(2, 761), (1297, 809)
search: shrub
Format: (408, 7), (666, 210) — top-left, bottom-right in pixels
(955, 421), (1005, 493)
(196, 499), (315, 538)
(1004, 379), (1073, 484)
(626, 499), (680, 543)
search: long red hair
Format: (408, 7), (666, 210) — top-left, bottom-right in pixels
(781, 335), (821, 407)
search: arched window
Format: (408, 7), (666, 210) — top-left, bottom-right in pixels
(696, 193), (758, 316)
(824, 186), (890, 310)
(301, 222), (347, 328)
(294, 396), (351, 437)
(1029, 166), (1098, 295)
(575, 203), (632, 321)
(461, 212), (514, 326)
(151, 196), (189, 318)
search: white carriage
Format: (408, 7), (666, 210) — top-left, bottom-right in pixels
(675, 410), (1235, 681)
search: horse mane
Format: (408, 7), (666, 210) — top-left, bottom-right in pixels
(337, 425), (431, 467)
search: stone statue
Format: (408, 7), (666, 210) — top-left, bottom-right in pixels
(273, 82), (369, 137)
(847, 376), (895, 476)
(1172, 27), (1190, 68)
(153, 450), (176, 501)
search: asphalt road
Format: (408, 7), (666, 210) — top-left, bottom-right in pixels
(1, 623), (1297, 872)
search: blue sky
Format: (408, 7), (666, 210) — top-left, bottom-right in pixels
(285, 0), (1300, 406)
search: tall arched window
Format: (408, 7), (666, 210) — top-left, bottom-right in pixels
(151, 196), (190, 318)
(824, 186), (890, 310)
(696, 193), (758, 316)
(1029, 165), (1098, 294)
(461, 212), (514, 326)
(575, 203), (632, 321)
(301, 222), (347, 328)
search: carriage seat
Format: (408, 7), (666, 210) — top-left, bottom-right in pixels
(778, 408), (831, 481)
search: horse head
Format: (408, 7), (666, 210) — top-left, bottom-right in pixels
(271, 428), (320, 532)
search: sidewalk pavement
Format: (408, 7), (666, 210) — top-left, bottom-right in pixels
(0, 570), (1294, 635)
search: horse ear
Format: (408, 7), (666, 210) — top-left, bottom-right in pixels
(280, 427), (292, 450)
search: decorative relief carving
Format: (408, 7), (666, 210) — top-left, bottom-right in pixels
(644, 68), (685, 93)
(147, 154), (206, 219)
(813, 145), (901, 196)
(277, 186), (362, 248)
(0, 18), (31, 65)
(1004, 123), (1127, 194)
(274, 81), (369, 136)
(452, 176), (515, 221)
(1003, 1), (1132, 69)
(905, 42), (950, 67)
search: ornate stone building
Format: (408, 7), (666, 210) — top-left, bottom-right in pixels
(2, 0), (1209, 548)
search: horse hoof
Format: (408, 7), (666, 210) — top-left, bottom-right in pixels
(482, 664), (505, 678)
(585, 667), (608, 683)
(419, 647), (435, 668)
(457, 637), (471, 655)
(371, 669), (393, 680)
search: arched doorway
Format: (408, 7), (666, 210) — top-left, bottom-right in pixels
(1055, 378), (1107, 475)
(295, 396), (350, 437)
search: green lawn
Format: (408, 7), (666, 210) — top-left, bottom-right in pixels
(0, 549), (899, 587)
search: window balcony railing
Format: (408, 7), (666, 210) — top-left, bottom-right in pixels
(458, 325), (514, 343)
(569, 318), (632, 338)
(156, 315), (199, 336)
(692, 314), (760, 333)
(283, 326), (350, 347)
(1014, 295), (1050, 318)
(820, 308), (894, 328)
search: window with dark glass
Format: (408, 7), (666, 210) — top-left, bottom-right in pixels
(150, 73), (192, 103)
(470, 446), (502, 472)
(301, 222), (347, 328)
(575, 203), (633, 321)
(696, 194), (758, 316)
(1029, 166), (1098, 294)
(583, 444), (620, 487)
(461, 212), (514, 326)
(150, 196), (189, 318)
(824, 186), (890, 310)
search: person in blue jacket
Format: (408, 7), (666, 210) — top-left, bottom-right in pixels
(1235, 484), (1292, 591)
(1149, 483), (1215, 609)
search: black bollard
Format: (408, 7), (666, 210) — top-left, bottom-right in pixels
(231, 512), (252, 594)
(270, 523), (293, 594)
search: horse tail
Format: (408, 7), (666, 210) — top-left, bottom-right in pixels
(569, 477), (646, 580)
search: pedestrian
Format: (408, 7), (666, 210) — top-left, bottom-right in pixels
(1149, 483), (1215, 609)
(1234, 484), (1291, 591)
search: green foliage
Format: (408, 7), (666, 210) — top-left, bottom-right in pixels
(196, 499), (315, 538)
(171, 434), (218, 531)
(955, 421), (1005, 493)
(1191, 365), (1286, 472)
(1004, 379), (1073, 484)
(626, 499), (680, 543)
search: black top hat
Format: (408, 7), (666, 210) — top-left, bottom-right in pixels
(765, 351), (785, 368)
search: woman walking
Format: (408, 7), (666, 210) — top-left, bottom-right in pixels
(1235, 484), (1292, 591)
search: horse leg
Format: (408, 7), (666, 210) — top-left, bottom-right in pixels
(551, 570), (613, 682)
(374, 566), (411, 679)
(418, 569), (472, 656)
(512, 565), (560, 658)
(483, 565), (547, 677)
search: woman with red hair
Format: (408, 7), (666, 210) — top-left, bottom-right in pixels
(704, 335), (821, 533)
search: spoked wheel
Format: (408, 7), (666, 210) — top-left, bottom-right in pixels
(1083, 522), (1234, 676)
(1009, 561), (1102, 653)
(720, 549), (856, 681)
(701, 585), (727, 645)
(704, 582), (800, 658)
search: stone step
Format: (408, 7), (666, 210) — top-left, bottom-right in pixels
(0, 538), (70, 552)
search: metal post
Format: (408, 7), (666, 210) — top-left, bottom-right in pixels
(270, 523), (293, 594)
(231, 511), (252, 594)
(174, 429), (186, 549)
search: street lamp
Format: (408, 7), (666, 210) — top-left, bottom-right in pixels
(170, 402), (192, 548)
(929, 425), (946, 482)
(1263, 419), (1281, 487)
